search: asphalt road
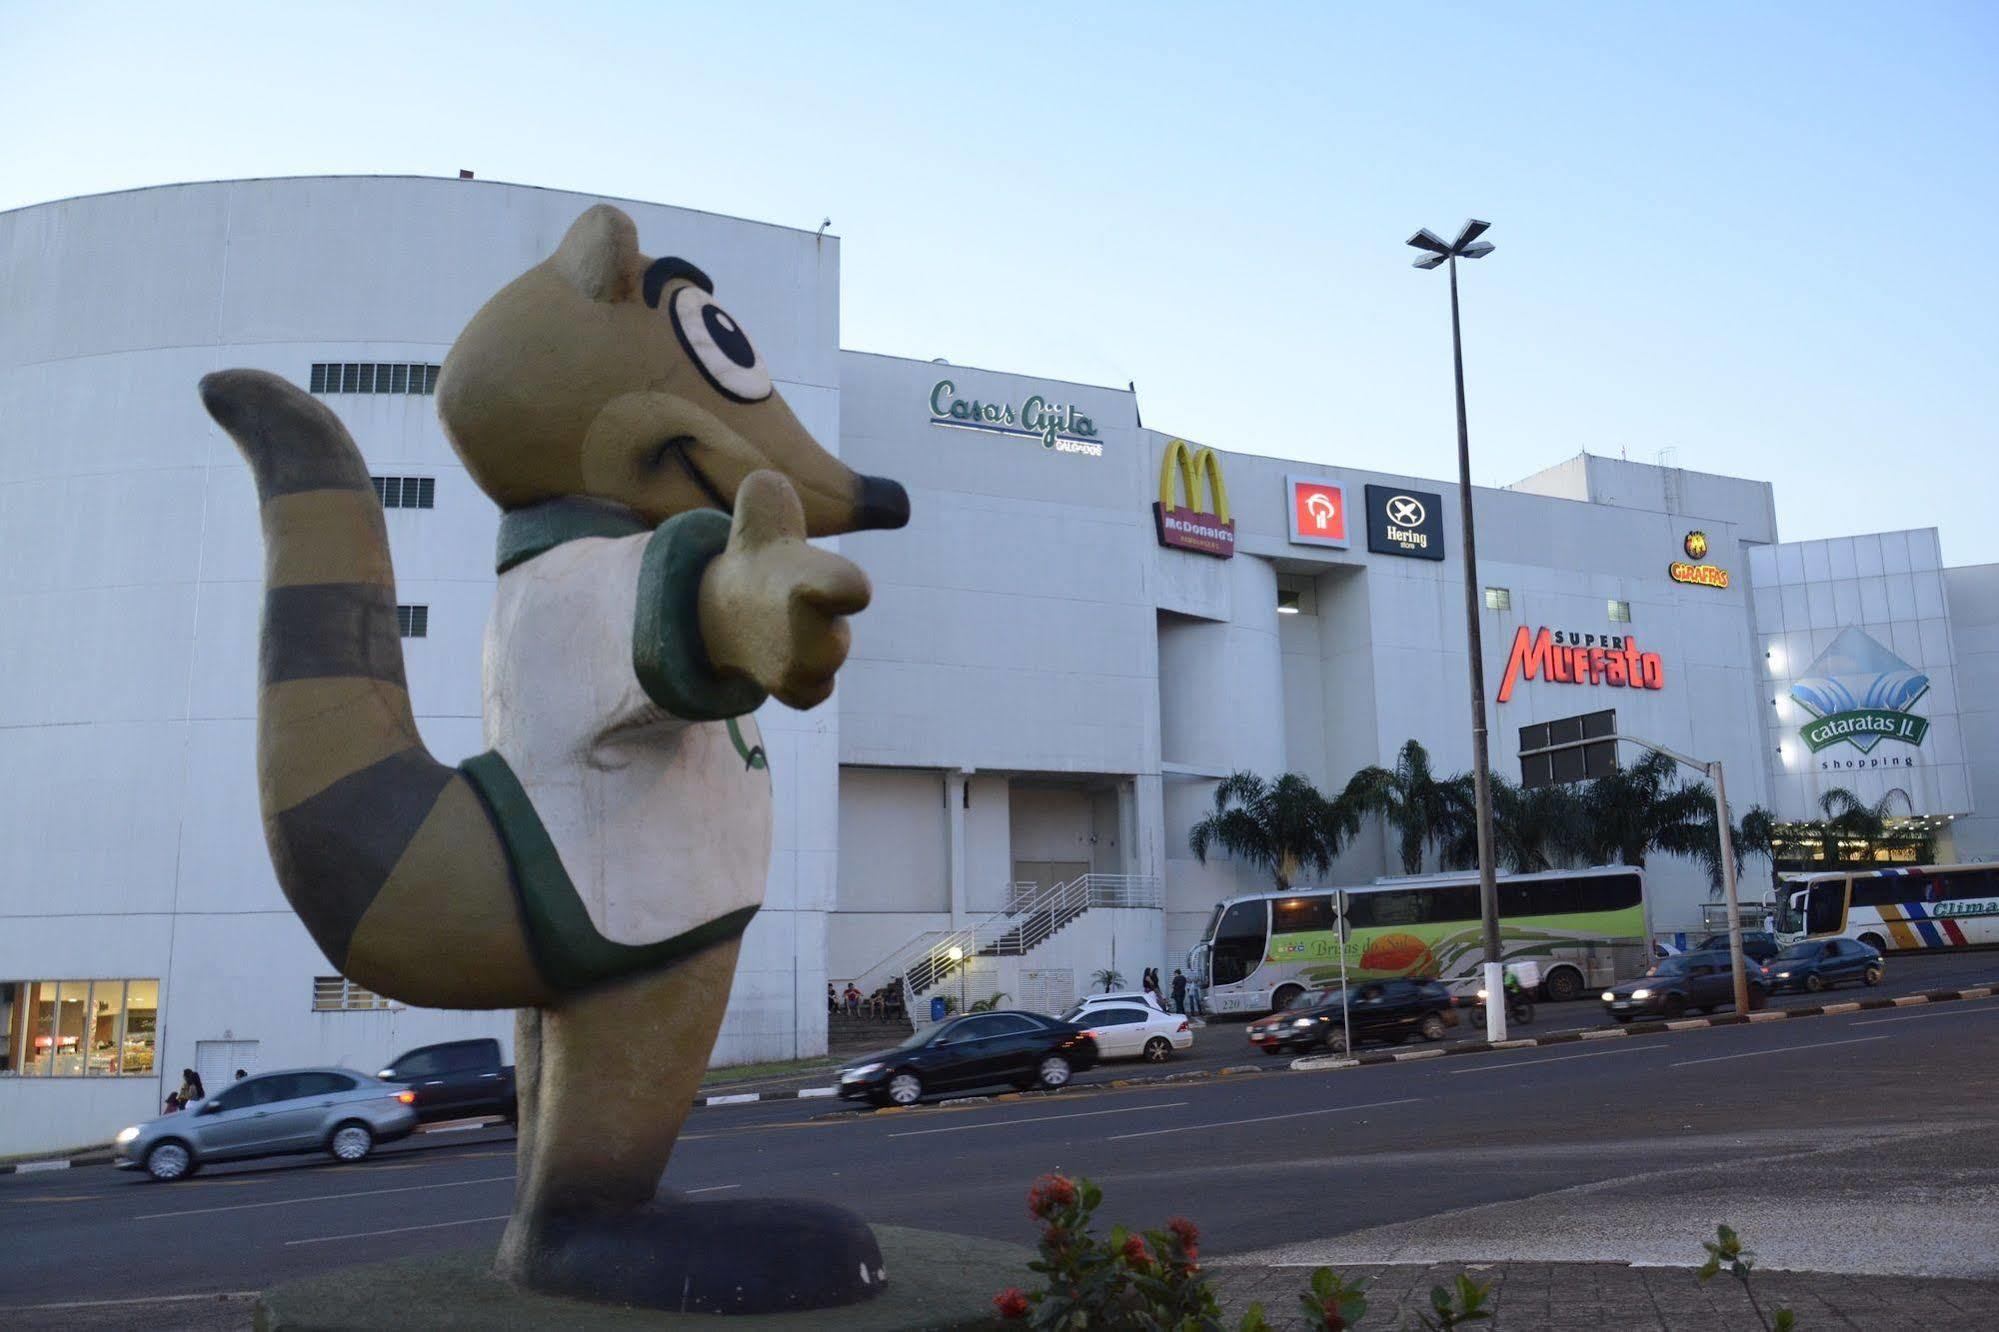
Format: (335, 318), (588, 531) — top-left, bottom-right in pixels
(4, 981), (1997, 1319)
(796, 947), (1999, 1097)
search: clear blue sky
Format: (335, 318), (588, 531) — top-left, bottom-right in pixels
(7, 2), (1995, 562)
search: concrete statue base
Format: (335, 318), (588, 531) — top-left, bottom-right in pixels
(253, 1225), (1028, 1331)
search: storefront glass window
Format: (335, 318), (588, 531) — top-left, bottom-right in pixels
(122, 980), (158, 1074)
(52, 981), (90, 1076)
(86, 981), (126, 1076)
(0, 979), (159, 1076)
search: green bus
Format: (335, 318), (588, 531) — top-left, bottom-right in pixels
(1188, 866), (1651, 1014)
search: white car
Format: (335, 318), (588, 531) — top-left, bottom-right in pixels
(1068, 991), (1167, 1015)
(1065, 1001), (1194, 1063)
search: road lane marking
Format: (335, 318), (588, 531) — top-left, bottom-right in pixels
(686, 1184), (740, 1194)
(1671, 1035), (1887, 1068)
(1854, 1004), (1999, 1026)
(886, 1101), (1189, 1139)
(1109, 1097), (1421, 1142)
(285, 1213), (511, 1246)
(0, 1291), (259, 1313)
(135, 1172), (514, 1220)
(1446, 1044), (1661, 1074)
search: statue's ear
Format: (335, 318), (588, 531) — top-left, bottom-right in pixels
(551, 204), (643, 302)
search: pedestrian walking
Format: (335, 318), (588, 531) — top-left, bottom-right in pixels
(176, 1067), (206, 1108)
(1171, 968), (1188, 1014)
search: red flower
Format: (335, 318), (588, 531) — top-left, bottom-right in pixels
(992, 1287), (1030, 1320)
(1320, 1298), (1347, 1330)
(1166, 1216), (1200, 1250)
(1028, 1173), (1078, 1219)
(1121, 1233), (1151, 1267)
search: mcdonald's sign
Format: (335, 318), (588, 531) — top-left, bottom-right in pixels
(1153, 440), (1236, 558)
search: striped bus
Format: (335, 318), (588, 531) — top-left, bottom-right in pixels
(1775, 864), (1999, 953)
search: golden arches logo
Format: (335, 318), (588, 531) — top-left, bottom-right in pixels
(1153, 440), (1236, 558)
(1160, 440), (1231, 524)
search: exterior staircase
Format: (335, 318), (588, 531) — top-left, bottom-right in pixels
(847, 873), (1162, 1026)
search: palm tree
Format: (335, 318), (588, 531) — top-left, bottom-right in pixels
(1815, 786), (1914, 866)
(1188, 771), (1360, 891)
(1488, 777), (1585, 873)
(1573, 751), (1714, 870)
(1347, 740), (1466, 875)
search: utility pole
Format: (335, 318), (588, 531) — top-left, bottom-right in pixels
(1409, 219), (1505, 1041)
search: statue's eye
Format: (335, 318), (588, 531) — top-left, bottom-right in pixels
(668, 286), (772, 403)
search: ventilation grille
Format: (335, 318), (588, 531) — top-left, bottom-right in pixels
(312, 977), (396, 1011)
(372, 476), (436, 509)
(396, 604), (429, 638)
(310, 362), (440, 395)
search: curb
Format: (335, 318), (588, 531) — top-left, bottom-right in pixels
(695, 1083), (844, 1108)
(1290, 984), (1997, 1072)
(0, 1147), (113, 1176)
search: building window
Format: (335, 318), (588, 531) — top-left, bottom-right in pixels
(312, 977), (398, 1012)
(1608, 599), (1632, 623)
(309, 362), (441, 395)
(371, 476), (436, 510)
(0, 979), (158, 1077)
(1483, 587), (1511, 611)
(396, 605), (429, 638)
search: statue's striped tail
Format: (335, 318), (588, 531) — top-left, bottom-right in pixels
(200, 370), (551, 1010)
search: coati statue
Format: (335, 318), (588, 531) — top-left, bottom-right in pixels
(198, 204), (907, 1312)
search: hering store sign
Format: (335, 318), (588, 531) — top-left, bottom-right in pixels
(1496, 627), (1665, 703)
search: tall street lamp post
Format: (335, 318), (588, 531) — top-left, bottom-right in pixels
(1408, 219), (1506, 1041)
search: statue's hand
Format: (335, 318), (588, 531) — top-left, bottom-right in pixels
(698, 470), (872, 710)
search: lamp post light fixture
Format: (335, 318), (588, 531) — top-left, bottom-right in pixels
(948, 945), (966, 1014)
(1407, 218), (1505, 1041)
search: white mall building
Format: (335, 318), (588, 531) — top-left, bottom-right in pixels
(3, 177), (1995, 1155)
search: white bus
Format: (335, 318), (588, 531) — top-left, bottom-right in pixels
(1776, 864), (1999, 953)
(1186, 866), (1651, 1015)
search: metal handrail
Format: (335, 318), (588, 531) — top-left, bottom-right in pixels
(844, 873), (1162, 1010)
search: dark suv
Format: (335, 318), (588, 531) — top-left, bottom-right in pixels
(378, 1038), (516, 1124)
(1694, 931), (1781, 965)
(1246, 979), (1455, 1055)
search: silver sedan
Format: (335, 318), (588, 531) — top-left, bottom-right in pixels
(114, 1067), (419, 1180)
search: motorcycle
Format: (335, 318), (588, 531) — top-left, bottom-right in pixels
(1471, 986), (1534, 1028)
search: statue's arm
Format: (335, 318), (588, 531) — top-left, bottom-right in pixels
(631, 508), (769, 722)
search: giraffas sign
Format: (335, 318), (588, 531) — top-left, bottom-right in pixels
(1496, 627), (1665, 703)
(1153, 440), (1235, 558)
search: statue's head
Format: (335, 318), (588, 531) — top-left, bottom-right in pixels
(439, 204), (907, 536)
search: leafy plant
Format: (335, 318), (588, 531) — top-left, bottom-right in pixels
(1190, 771), (1362, 890)
(1412, 1274), (1492, 1328)
(1697, 1224), (1795, 1331)
(1091, 968), (1126, 994)
(1347, 740), (1469, 876)
(1298, 1267), (1370, 1329)
(997, 1173), (1273, 1330)
(968, 991), (1011, 1013)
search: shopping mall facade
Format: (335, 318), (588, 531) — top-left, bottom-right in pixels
(3, 177), (1994, 1154)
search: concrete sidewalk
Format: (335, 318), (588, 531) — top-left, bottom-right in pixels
(1211, 1261), (1999, 1329)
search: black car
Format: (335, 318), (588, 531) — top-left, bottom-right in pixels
(377, 1038), (516, 1124)
(1694, 931), (1781, 965)
(1245, 979), (1456, 1055)
(1767, 938), (1885, 993)
(837, 1011), (1099, 1107)
(1601, 949), (1770, 1021)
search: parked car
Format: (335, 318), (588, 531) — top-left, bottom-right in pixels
(1069, 991), (1168, 1015)
(1694, 931), (1782, 965)
(114, 1067), (417, 1181)
(838, 1011), (1099, 1107)
(377, 1038), (516, 1124)
(1245, 979), (1456, 1055)
(1061, 1002), (1193, 1062)
(1601, 949), (1771, 1021)
(1767, 938), (1884, 993)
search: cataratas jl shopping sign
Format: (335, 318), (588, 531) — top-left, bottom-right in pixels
(1790, 626), (1930, 758)
(928, 380), (1104, 457)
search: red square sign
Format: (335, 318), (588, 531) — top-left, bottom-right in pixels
(1287, 477), (1349, 548)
